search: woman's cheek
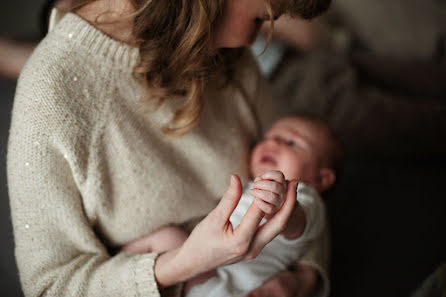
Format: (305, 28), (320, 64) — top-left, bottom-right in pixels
(246, 24), (262, 46)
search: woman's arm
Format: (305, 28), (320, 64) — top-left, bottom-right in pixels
(8, 75), (168, 296)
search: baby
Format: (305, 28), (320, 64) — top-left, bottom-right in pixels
(123, 115), (342, 297)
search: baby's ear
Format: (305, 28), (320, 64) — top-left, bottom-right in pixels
(317, 168), (336, 192)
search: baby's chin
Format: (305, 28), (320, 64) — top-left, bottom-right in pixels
(250, 163), (278, 179)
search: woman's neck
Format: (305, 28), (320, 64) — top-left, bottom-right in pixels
(75, 0), (136, 45)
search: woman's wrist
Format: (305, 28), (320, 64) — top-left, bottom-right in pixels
(153, 247), (195, 288)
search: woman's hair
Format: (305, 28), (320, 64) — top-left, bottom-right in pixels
(131, 0), (228, 136)
(70, 0), (331, 136)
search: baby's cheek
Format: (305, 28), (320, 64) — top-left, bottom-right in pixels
(249, 149), (261, 177)
(281, 163), (301, 181)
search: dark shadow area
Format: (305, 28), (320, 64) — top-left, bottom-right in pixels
(0, 78), (23, 297)
(327, 157), (446, 297)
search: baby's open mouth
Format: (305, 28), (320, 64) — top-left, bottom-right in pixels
(260, 155), (276, 166)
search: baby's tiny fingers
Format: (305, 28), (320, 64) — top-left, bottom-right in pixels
(252, 180), (286, 196)
(253, 197), (275, 215)
(250, 189), (282, 207)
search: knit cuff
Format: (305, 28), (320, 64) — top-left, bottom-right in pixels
(135, 253), (161, 297)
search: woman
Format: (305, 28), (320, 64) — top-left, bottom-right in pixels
(7, 0), (330, 296)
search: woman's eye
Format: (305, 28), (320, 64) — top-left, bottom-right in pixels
(255, 15), (280, 25)
(254, 18), (264, 25)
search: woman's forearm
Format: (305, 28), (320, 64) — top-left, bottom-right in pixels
(153, 247), (196, 288)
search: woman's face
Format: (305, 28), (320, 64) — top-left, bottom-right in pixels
(213, 0), (281, 48)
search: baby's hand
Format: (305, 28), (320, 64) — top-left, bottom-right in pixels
(250, 170), (287, 217)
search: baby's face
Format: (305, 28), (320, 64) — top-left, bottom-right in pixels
(250, 117), (328, 184)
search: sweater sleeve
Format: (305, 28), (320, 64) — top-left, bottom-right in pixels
(7, 64), (162, 297)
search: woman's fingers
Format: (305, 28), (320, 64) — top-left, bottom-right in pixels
(248, 180), (298, 257)
(235, 200), (265, 241)
(214, 174), (243, 223)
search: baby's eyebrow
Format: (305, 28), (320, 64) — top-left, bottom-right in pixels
(287, 131), (310, 147)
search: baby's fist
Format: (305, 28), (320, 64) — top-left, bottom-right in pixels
(250, 171), (287, 216)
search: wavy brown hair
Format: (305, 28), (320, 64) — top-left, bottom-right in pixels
(71, 0), (331, 136)
(132, 0), (228, 136)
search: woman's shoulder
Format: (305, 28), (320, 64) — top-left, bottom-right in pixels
(16, 41), (96, 117)
(18, 40), (79, 96)
(13, 35), (109, 144)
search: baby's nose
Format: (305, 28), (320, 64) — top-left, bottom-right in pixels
(264, 137), (282, 148)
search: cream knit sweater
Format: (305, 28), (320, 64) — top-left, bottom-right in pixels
(7, 12), (327, 297)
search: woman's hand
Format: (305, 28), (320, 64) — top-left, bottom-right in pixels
(154, 174), (298, 288)
(244, 265), (318, 297)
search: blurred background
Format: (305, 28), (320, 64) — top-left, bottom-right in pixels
(1, 1), (445, 297)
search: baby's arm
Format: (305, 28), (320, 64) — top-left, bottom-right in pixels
(122, 225), (189, 254)
(281, 198), (307, 240)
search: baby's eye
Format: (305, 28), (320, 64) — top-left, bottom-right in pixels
(285, 139), (296, 147)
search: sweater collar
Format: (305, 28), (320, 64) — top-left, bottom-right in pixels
(51, 10), (140, 70)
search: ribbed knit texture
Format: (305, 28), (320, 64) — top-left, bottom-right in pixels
(7, 12), (326, 297)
